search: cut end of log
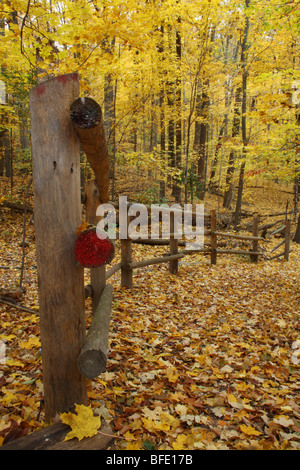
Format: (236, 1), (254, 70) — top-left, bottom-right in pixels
(74, 227), (115, 267)
(77, 349), (107, 379)
(70, 97), (102, 129)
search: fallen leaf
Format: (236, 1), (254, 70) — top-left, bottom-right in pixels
(60, 404), (101, 441)
(273, 415), (294, 427)
(20, 337), (41, 349)
(172, 434), (188, 450)
(240, 424), (262, 436)
(227, 393), (243, 409)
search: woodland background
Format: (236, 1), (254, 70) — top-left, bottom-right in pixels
(0, 0), (300, 220)
(0, 0), (300, 451)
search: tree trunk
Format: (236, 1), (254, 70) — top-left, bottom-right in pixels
(158, 24), (166, 201)
(293, 214), (300, 243)
(173, 28), (182, 202)
(223, 86), (242, 209)
(3, 129), (12, 178)
(104, 38), (116, 200)
(194, 80), (209, 199)
(234, 0), (250, 228)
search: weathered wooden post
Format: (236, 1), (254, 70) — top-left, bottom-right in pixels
(250, 215), (259, 262)
(284, 219), (291, 261)
(121, 214), (133, 288)
(169, 211), (179, 274)
(78, 284), (113, 378)
(29, 74), (87, 420)
(210, 209), (217, 265)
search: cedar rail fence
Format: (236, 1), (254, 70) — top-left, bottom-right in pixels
(104, 205), (292, 288)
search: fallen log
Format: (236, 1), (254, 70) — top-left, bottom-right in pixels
(1, 200), (33, 214)
(77, 284), (113, 379)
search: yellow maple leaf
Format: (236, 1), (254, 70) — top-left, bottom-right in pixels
(0, 334), (16, 342)
(166, 367), (179, 383)
(153, 421), (170, 432)
(2, 390), (19, 405)
(61, 404), (101, 441)
(6, 358), (25, 368)
(141, 417), (158, 433)
(20, 337), (41, 349)
(160, 412), (180, 430)
(172, 434), (188, 450)
(126, 441), (141, 450)
(240, 424), (262, 436)
(227, 393), (243, 409)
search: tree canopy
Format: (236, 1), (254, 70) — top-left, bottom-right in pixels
(1, 0), (299, 209)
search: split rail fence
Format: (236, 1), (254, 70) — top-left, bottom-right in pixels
(104, 205), (292, 289)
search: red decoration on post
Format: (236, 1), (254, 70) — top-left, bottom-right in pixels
(74, 228), (115, 268)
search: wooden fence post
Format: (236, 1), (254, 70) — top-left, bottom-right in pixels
(284, 219), (291, 261)
(210, 210), (217, 265)
(29, 74), (87, 421)
(169, 211), (179, 274)
(84, 180), (106, 314)
(121, 215), (133, 287)
(78, 284), (113, 379)
(250, 216), (259, 262)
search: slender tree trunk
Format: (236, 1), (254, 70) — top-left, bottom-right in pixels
(234, 1), (250, 228)
(3, 129), (12, 178)
(209, 123), (222, 188)
(167, 86), (175, 177)
(173, 28), (182, 202)
(158, 24), (166, 201)
(294, 214), (300, 243)
(193, 80), (209, 199)
(166, 27), (175, 187)
(0, 129), (6, 176)
(223, 86), (242, 208)
(104, 38), (116, 200)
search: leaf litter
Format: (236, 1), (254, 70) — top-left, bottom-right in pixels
(0, 206), (300, 450)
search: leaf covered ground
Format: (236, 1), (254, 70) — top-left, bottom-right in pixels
(0, 181), (300, 450)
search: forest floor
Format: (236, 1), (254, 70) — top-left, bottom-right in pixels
(0, 175), (300, 450)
